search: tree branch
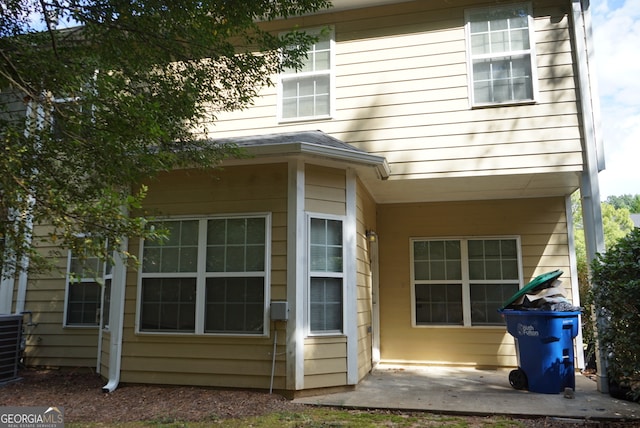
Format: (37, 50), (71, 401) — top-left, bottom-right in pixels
(39, 0), (60, 58)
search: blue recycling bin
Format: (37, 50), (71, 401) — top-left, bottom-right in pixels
(500, 310), (581, 394)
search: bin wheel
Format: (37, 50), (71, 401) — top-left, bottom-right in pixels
(509, 369), (528, 390)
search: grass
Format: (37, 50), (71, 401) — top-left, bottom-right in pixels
(67, 408), (528, 428)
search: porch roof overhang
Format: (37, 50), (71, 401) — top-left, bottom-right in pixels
(213, 130), (582, 204)
(214, 130), (391, 180)
(330, 0), (407, 11)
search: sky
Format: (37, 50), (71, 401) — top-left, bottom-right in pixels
(591, 0), (640, 199)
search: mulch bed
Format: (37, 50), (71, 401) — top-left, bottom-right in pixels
(0, 367), (302, 423)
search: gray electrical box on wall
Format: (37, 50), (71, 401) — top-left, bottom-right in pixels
(270, 301), (288, 321)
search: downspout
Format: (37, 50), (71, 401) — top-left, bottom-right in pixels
(570, 0), (608, 393)
(102, 234), (128, 393)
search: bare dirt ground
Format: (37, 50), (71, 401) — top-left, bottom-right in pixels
(1, 368), (638, 427)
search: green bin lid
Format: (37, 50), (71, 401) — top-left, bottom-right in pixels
(500, 269), (563, 310)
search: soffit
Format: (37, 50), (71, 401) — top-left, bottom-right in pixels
(359, 171), (582, 204)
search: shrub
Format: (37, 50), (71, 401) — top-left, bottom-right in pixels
(589, 227), (640, 401)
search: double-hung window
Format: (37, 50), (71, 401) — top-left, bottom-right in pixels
(50, 95), (95, 141)
(65, 252), (103, 327)
(411, 237), (522, 327)
(466, 3), (537, 106)
(139, 215), (269, 335)
(279, 28), (334, 121)
(309, 217), (344, 334)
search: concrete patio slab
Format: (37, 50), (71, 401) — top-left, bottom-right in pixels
(294, 365), (640, 422)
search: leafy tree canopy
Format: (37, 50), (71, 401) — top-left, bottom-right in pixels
(1, 0), (331, 276)
(606, 194), (640, 213)
(572, 192), (634, 283)
(572, 191), (635, 346)
(590, 227), (640, 401)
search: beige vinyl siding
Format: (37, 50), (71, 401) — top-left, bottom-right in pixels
(99, 331), (110, 376)
(302, 164), (350, 388)
(20, 242), (99, 367)
(203, 0), (582, 182)
(355, 179), (376, 380)
(4, 92), (101, 368)
(118, 164), (289, 389)
(305, 165), (346, 216)
(0, 90), (27, 126)
(377, 197), (572, 367)
(303, 336), (348, 389)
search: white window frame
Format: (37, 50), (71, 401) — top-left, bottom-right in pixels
(465, 3), (538, 107)
(307, 213), (345, 336)
(277, 27), (335, 123)
(410, 236), (524, 328)
(63, 250), (104, 328)
(136, 214), (271, 337)
(101, 260), (113, 331)
(50, 93), (97, 142)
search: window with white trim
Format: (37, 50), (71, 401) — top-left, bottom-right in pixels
(279, 28), (333, 121)
(411, 238), (522, 326)
(466, 3), (536, 106)
(65, 252), (102, 326)
(139, 215), (269, 335)
(309, 217), (344, 334)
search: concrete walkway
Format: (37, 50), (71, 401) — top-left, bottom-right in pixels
(294, 365), (640, 422)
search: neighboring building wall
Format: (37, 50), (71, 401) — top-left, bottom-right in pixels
(206, 0), (583, 181)
(376, 196), (573, 367)
(1, 90), (27, 315)
(118, 164), (289, 388)
(21, 230), (100, 367)
(0, 89), (27, 127)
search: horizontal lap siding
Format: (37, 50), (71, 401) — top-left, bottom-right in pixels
(377, 197), (571, 367)
(17, 230), (100, 368)
(304, 337), (348, 389)
(303, 165), (350, 388)
(0, 90), (27, 125)
(119, 164), (289, 389)
(99, 332), (110, 376)
(356, 180), (376, 380)
(204, 0), (582, 181)
(305, 165), (346, 216)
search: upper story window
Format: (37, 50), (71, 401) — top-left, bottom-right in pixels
(51, 97), (81, 140)
(279, 28), (334, 122)
(465, 3), (537, 106)
(411, 237), (522, 327)
(139, 215), (270, 336)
